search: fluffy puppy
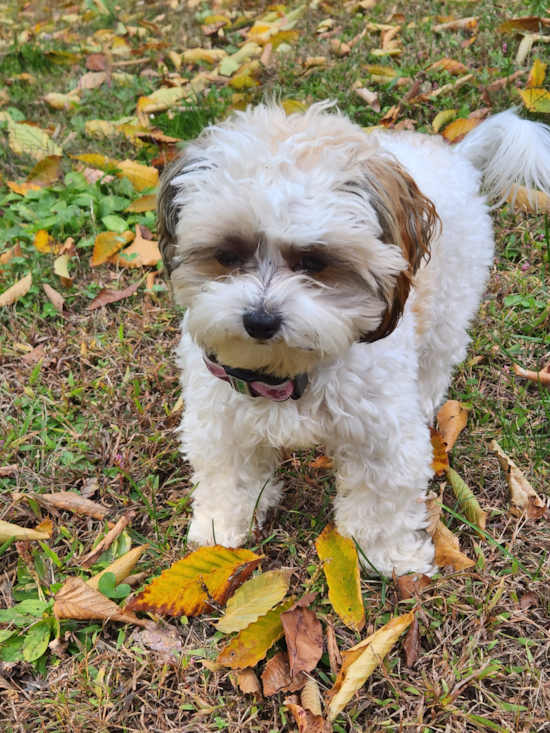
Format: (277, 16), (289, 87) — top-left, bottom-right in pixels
(157, 102), (550, 577)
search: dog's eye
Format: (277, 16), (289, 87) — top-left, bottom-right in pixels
(215, 250), (242, 267)
(293, 256), (327, 273)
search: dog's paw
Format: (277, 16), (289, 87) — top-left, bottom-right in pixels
(187, 516), (249, 549)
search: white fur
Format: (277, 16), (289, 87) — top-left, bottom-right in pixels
(162, 104), (548, 577)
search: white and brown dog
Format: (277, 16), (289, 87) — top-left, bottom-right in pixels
(157, 103), (550, 577)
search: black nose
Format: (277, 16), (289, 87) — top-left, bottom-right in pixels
(242, 309), (282, 340)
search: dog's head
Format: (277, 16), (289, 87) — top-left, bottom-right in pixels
(158, 102), (439, 377)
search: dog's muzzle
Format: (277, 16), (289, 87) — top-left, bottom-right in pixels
(203, 353), (308, 402)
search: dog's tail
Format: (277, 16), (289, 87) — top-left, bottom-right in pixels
(454, 108), (550, 207)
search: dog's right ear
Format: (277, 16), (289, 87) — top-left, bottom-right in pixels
(156, 154), (189, 278)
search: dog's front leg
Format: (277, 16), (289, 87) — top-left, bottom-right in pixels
(330, 426), (436, 578)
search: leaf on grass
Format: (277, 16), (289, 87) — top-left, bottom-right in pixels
(354, 87), (380, 112)
(497, 16), (550, 34)
(87, 545), (149, 590)
(217, 597), (294, 669)
(86, 53), (110, 71)
(54, 254), (72, 288)
(315, 524), (365, 632)
(327, 611), (414, 720)
(137, 87), (187, 113)
(53, 576), (146, 626)
(91, 231), (135, 266)
(88, 282), (141, 310)
(43, 283), (66, 314)
(396, 573), (431, 600)
(441, 117), (480, 142)
(309, 455), (333, 469)
(238, 668), (262, 697)
(446, 467), (488, 533)
(85, 119), (118, 139)
(364, 64), (399, 77)
(127, 546), (262, 617)
(281, 594), (323, 677)
(80, 510), (135, 569)
(23, 620), (51, 662)
(7, 180), (41, 195)
(437, 400), (468, 452)
(117, 160), (159, 192)
(427, 58), (469, 75)
(78, 71), (107, 90)
(518, 87), (550, 113)
(7, 120), (62, 160)
(27, 155), (62, 187)
(133, 624), (183, 661)
(403, 613), (420, 668)
(0, 519), (52, 543)
(486, 70), (525, 92)
(433, 521), (475, 571)
(326, 623), (342, 674)
(125, 194), (157, 213)
(33, 230), (59, 254)
(527, 59), (547, 89)
(262, 651), (307, 696)
(513, 362), (550, 385)
(216, 568), (292, 634)
(506, 185), (550, 212)
(432, 17), (478, 33)
(489, 440), (548, 520)
(0, 273), (32, 307)
(72, 153), (119, 172)
(284, 695), (332, 733)
(44, 92), (81, 110)
(432, 109), (457, 132)
(109, 225), (161, 268)
(184, 48), (227, 64)
(430, 428), (449, 476)
(330, 39), (351, 57)
(0, 243), (22, 270)
(38, 492), (108, 519)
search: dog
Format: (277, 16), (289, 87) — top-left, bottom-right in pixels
(157, 102), (550, 577)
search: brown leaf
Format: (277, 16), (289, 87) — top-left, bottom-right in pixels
(403, 613), (420, 667)
(80, 510), (135, 569)
(0, 273), (32, 307)
(330, 39), (350, 56)
(497, 16), (550, 34)
(485, 70), (525, 92)
(27, 155), (62, 187)
(43, 284), (66, 314)
(0, 465), (17, 477)
(53, 576), (147, 626)
(427, 58), (469, 75)
(301, 678), (322, 716)
(88, 282), (140, 310)
(109, 225), (161, 268)
(513, 363), (550, 387)
(430, 427), (449, 475)
(519, 592), (538, 610)
(433, 521), (475, 571)
(86, 53), (110, 71)
(489, 440), (547, 520)
(133, 624), (183, 661)
(36, 491), (108, 519)
(309, 455), (333, 470)
(284, 696), (332, 733)
(354, 87), (380, 112)
(78, 71), (107, 90)
(396, 573), (431, 600)
(437, 400), (469, 452)
(379, 104), (401, 127)
(281, 595), (323, 678)
(424, 490), (442, 537)
(238, 668), (262, 698)
(326, 623), (342, 674)
(262, 651), (307, 696)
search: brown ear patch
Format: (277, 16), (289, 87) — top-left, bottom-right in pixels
(360, 157), (440, 343)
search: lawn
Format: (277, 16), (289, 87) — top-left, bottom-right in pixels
(1, 0), (550, 731)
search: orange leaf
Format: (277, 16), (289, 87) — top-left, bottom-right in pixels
(430, 427), (449, 475)
(513, 362), (550, 387)
(436, 400), (468, 452)
(441, 117), (480, 143)
(7, 181), (41, 195)
(427, 58), (469, 75)
(0, 272), (32, 306)
(126, 546), (263, 617)
(309, 455), (333, 469)
(433, 521), (475, 571)
(91, 231), (135, 267)
(109, 225), (161, 268)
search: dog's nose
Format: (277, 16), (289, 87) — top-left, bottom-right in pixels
(242, 310), (281, 340)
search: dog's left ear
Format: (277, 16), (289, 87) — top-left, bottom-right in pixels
(360, 157), (441, 343)
(156, 153), (189, 278)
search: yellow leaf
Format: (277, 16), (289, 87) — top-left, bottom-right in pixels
(183, 48), (227, 64)
(54, 254), (73, 288)
(216, 569), (293, 634)
(85, 119), (118, 139)
(217, 597), (294, 668)
(433, 521), (475, 571)
(44, 92), (81, 110)
(441, 117), (480, 142)
(72, 153), (119, 171)
(138, 86), (187, 113)
(506, 184), (550, 212)
(126, 546), (263, 617)
(0, 517), (52, 542)
(517, 88), (550, 114)
(432, 109), (457, 132)
(7, 120), (62, 161)
(446, 467), (488, 534)
(91, 231), (135, 267)
(86, 545), (149, 590)
(169, 50), (182, 69)
(327, 612), (414, 720)
(125, 194), (157, 213)
(282, 99), (307, 114)
(364, 64), (399, 77)
(436, 400), (468, 452)
(54, 576), (146, 626)
(117, 160), (159, 191)
(430, 427), (449, 476)
(527, 58), (547, 89)
(7, 181), (41, 195)
(489, 440), (548, 520)
(0, 272), (32, 306)
(27, 155), (62, 186)
(315, 524), (365, 633)
(109, 225), (161, 267)
(33, 230), (59, 254)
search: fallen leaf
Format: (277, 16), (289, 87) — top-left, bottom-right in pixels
(489, 440), (547, 520)
(117, 160), (159, 191)
(427, 58), (469, 75)
(91, 231), (135, 266)
(517, 87), (550, 113)
(485, 70), (525, 91)
(6, 119), (62, 160)
(497, 16), (550, 34)
(403, 613), (420, 667)
(217, 598), (294, 669)
(432, 109), (457, 132)
(109, 225), (161, 268)
(379, 103), (401, 126)
(7, 181), (41, 195)
(235, 667), (262, 698)
(446, 468), (487, 534)
(0, 465), (17, 476)
(125, 194), (157, 213)
(326, 623), (342, 674)
(262, 651), (307, 696)
(327, 611), (414, 720)
(36, 492), (108, 519)
(0, 273), (32, 307)
(54, 254), (72, 288)
(72, 153), (119, 171)
(44, 92), (81, 110)
(216, 568), (292, 634)
(309, 455), (332, 469)
(0, 243), (22, 270)
(53, 576), (146, 626)
(527, 58), (547, 88)
(201, 659), (226, 672)
(396, 573), (431, 600)
(430, 428), (449, 476)
(355, 87), (380, 112)
(301, 678), (322, 716)
(127, 546), (262, 617)
(437, 400), (468, 452)
(85, 119), (117, 139)
(433, 521), (475, 571)
(43, 283), (66, 314)
(80, 511), (136, 569)
(27, 155), (62, 187)
(138, 86), (187, 113)
(281, 595), (323, 678)
(519, 592), (538, 610)
(78, 71), (107, 90)
(513, 362), (550, 385)
(86, 53), (110, 71)
(133, 624), (183, 661)
(516, 36), (535, 66)
(284, 696), (332, 733)
(315, 524), (365, 632)
(432, 17), (477, 32)
(0, 519), (52, 543)
(33, 230), (59, 254)
(330, 39), (350, 56)
(441, 117), (480, 142)
(87, 545), (149, 590)
(88, 282), (141, 310)
(21, 344), (44, 364)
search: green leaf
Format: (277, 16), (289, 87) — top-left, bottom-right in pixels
(0, 634), (25, 662)
(98, 572), (132, 599)
(15, 599), (49, 616)
(216, 568), (292, 634)
(22, 620), (51, 662)
(101, 214), (128, 234)
(38, 540), (62, 568)
(446, 468), (488, 534)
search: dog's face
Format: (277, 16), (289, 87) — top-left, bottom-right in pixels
(158, 103), (438, 377)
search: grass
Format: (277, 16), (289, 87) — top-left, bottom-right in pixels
(1, 0), (550, 730)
